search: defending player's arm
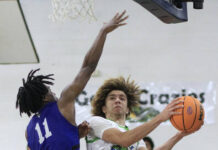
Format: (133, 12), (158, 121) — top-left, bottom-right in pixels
(102, 99), (184, 147)
(137, 132), (187, 150)
(58, 11), (128, 109)
(154, 132), (189, 150)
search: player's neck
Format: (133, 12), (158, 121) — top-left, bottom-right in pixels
(106, 114), (126, 126)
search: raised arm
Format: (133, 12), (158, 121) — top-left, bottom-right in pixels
(137, 132), (189, 150)
(102, 98), (184, 147)
(154, 132), (189, 150)
(155, 122), (203, 150)
(58, 11), (128, 109)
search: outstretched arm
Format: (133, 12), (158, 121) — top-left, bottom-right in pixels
(102, 98), (184, 147)
(155, 132), (189, 150)
(138, 132), (189, 150)
(58, 11), (128, 120)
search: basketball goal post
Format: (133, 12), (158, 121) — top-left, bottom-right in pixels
(133, 0), (204, 23)
(49, 0), (204, 24)
(49, 0), (97, 22)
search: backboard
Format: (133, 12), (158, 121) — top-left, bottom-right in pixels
(0, 0), (39, 64)
(133, 0), (188, 23)
(133, 0), (203, 24)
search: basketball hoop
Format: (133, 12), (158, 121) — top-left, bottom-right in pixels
(49, 0), (97, 22)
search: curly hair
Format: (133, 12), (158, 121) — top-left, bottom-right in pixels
(16, 69), (54, 117)
(91, 76), (141, 118)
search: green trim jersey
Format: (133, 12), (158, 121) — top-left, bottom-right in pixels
(86, 116), (146, 150)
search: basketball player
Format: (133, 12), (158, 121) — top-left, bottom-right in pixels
(143, 137), (154, 150)
(86, 77), (192, 150)
(16, 11), (128, 150)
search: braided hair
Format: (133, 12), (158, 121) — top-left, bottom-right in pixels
(16, 69), (54, 117)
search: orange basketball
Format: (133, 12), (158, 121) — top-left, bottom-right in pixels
(170, 96), (204, 133)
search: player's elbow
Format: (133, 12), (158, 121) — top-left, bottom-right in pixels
(121, 142), (131, 148)
(88, 64), (96, 72)
(82, 56), (98, 72)
(83, 64), (96, 74)
(103, 129), (134, 148)
(117, 137), (133, 147)
(114, 140), (129, 147)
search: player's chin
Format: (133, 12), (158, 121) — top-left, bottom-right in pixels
(113, 107), (122, 112)
(114, 109), (125, 114)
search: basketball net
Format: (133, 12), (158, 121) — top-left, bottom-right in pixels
(49, 0), (97, 22)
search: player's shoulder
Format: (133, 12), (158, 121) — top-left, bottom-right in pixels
(37, 101), (57, 116)
(88, 116), (112, 124)
(26, 114), (39, 133)
(89, 116), (105, 121)
(28, 102), (57, 124)
(43, 101), (57, 110)
(88, 116), (116, 128)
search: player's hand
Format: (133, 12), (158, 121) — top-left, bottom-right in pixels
(176, 130), (196, 139)
(178, 120), (204, 137)
(159, 98), (184, 122)
(78, 121), (91, 138)
(102, 10), (128, 33)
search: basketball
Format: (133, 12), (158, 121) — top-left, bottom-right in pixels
(170, 96), (204, 133)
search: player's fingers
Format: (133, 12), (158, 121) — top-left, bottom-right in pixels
(119, 16), (129, 23)
(172, 105), (184, 110)
(113, 13), (119, 19)
(117, 10), (126, 20)
(169, 100), (184, 108)
(171, 111), (182, 115)
(115, 23), (127, 27)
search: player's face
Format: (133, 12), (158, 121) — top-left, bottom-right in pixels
(103, 90), (129, 117)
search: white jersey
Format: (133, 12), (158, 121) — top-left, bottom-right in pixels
(86, 116), (146, 150)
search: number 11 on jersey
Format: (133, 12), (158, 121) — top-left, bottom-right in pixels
(35, 118), (52, 144)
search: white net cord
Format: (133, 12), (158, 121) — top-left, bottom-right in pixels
(49, 0), (97, 22)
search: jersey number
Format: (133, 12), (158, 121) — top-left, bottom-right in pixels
(35, 118), (52, 144)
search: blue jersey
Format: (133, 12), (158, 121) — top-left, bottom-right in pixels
(27, 101), (80, 150)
